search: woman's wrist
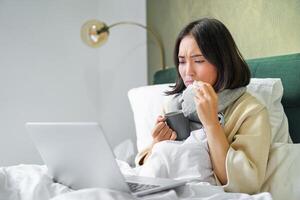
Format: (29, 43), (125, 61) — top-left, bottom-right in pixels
(204, 122), (223, 135)
(203, 118), (220, 128)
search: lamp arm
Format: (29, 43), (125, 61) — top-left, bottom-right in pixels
(108, 21), (166, 70)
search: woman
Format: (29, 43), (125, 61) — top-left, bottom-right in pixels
(136, 18), (271, 194)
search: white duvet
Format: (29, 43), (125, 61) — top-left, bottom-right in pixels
(2, 143), (299, 200)
(135, 129), (216, 185)
(0, 163), (272, 200)
(2, 142), (300, 200)
(0, 137), (274, 200)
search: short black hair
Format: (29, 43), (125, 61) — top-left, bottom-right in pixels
(166, 18), (250, 95)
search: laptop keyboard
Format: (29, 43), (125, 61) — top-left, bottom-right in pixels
(127, 182), (159, 193)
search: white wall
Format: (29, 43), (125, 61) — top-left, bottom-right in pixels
(0, 0), (146, 166)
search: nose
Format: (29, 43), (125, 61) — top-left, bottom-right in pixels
(185, 61), (195, 76)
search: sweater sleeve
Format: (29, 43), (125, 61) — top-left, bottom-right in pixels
(135, 146), (152, 166)
(223, 107), (271, 194)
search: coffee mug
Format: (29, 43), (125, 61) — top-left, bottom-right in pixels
(165, 111), (190, 141)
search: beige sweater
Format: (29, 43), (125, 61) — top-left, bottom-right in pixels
(136, 92), (271, 194)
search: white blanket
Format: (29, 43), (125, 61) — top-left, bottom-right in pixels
(0, 164), (272, 200)
(0, 134), (276, 200)
(136, 129), (216, 185)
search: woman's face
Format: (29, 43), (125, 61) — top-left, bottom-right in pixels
(178, 35), (217, 87)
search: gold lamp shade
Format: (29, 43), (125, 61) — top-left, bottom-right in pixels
(81, 19), (109, 48)
(81, 19), (166, 70)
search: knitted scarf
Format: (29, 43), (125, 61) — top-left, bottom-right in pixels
(166, 85), (246, 129)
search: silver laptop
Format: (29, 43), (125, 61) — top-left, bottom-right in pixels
(26, 122), (186, 197)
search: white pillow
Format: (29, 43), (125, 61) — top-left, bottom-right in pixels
(128, 78), (291, 152)
(247, 78), (291, 143)
(261, 143), (300, 199)
(128, 84), (171, 152)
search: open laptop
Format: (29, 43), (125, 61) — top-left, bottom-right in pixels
(26, 122), (186, 197)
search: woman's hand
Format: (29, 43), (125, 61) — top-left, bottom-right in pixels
(194, 81), (219, 129)
(140, 116), (177, 165)
(151, 115), (177, 145)
(194, 82), (229, 184)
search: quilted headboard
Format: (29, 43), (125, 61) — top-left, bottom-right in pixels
(153, 53), (300, 143)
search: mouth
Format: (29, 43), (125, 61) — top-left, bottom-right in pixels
(184, 80), (194, 86)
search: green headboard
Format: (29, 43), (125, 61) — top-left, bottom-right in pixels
(153, 53), (300, 143)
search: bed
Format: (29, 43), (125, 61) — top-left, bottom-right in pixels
(1, 53), (299, 200)
(128, 53), (300, 200)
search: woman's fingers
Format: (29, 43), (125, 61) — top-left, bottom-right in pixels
(195, 84), (217, 106)
(153, 115), (177, 142)
(170, 131), (177, 140)
(152, 122), (165, 137)
(156, 115), (165, 124)
(195, 84), (209, 98)
(203, 83), (217, 99)
(194, 81), (216, 98)
(201, 84), (211, 98)
(165, 128), (173, 139)
(195, 90), (204, 100)
(153, 123), (176, 142)
(159, 125), (170, 139)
